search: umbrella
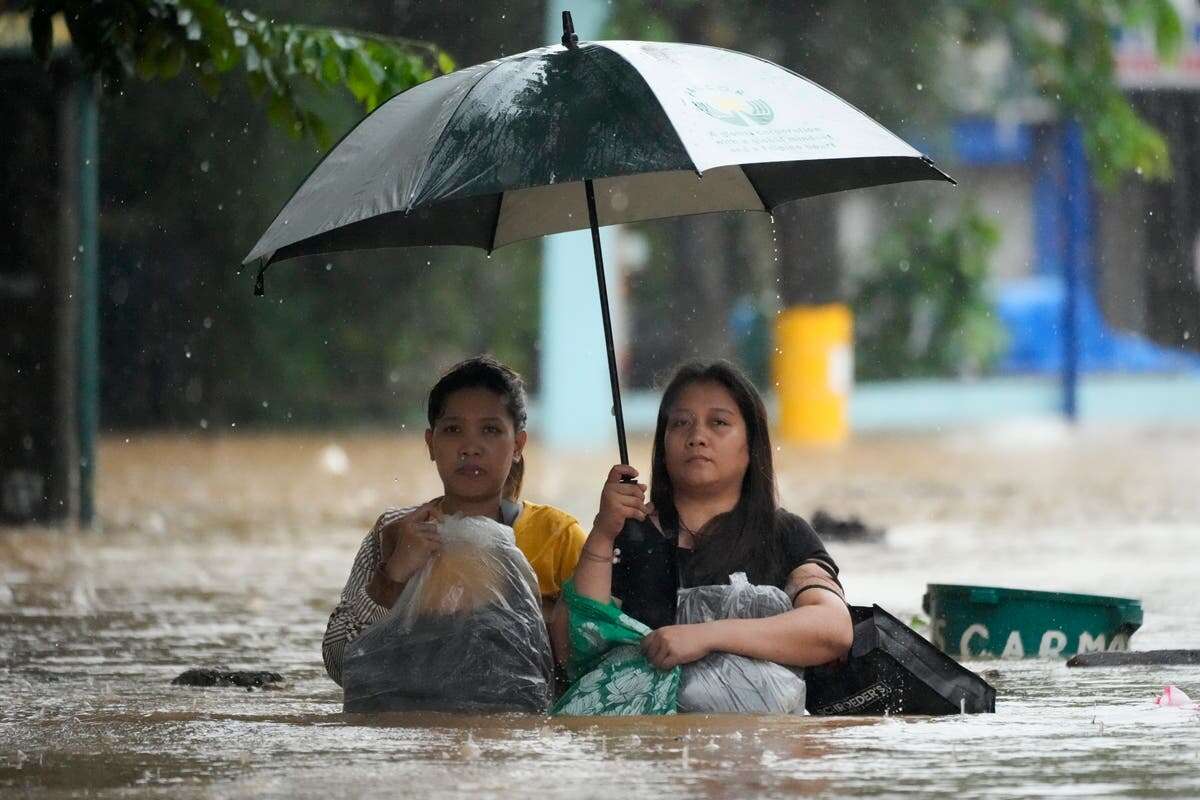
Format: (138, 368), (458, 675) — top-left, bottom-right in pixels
(244, 12), (954, 463)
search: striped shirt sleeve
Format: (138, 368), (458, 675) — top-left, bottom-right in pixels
(321, 507), (413, 686)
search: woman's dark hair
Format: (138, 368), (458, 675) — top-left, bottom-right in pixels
(427, 355), (528, 500)
(650, 360), (785, 586)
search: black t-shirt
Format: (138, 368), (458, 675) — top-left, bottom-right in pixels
(610, 508), (840, 629)
(677, 509), (840, 591)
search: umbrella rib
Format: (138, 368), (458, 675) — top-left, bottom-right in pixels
(737, 165), (772, 213)
(407, 62), (509, 212)
(485, 193), (504, 254)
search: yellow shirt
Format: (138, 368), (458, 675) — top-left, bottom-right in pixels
(511, 501), (588, 599)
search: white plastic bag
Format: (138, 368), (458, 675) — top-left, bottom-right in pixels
(675, 572), (807, 714)
(343, 514), (553, 713)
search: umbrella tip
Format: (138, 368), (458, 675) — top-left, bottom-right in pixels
(561, 10), (579, 49)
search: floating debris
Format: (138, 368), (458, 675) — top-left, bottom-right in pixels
(171, 668), (284, 689)
(811, 509), (885, 542)
(1067, 650), (1200, 668)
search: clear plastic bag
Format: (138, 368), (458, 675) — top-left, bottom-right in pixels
(675, 572), (807, 714)
(342, 514), (554, 713)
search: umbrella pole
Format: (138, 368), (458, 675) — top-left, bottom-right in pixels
(584, 178), (630, 466)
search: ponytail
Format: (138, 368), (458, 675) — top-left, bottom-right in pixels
(503, 456), (525, 501)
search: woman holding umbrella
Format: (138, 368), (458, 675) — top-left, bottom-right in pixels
(566, 360), (852, 674)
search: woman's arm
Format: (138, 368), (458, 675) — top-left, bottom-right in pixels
(571, 464), (651, 604)
(322, 519), (394, 687)
(321, 504), (441, 685)
(548, 596), (571, 666)
(641, 564), (854, 669)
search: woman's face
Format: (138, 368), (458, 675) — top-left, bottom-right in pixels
(425, 387), (525, 505)
(663, 380), (750, 497)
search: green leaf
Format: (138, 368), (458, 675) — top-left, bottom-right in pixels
(321, 51), (344, 84)
(266, 90), (294, 129)
(159, 41), (186, 78)
(345, 50), (378, 105)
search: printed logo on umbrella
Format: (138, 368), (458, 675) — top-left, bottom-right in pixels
(686, 87), (774, 127)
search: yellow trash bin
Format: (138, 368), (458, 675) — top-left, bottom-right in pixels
(773, 304), (853, 444)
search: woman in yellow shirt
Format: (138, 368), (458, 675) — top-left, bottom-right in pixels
(321, 356), (586, 687)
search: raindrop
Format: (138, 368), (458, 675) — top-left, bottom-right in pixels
(200, 160), (210, 173)
(200, 419), (209, 429)
(320, 444), (350, 475)
(325, 263), (333, 271)
(202, 317), (213, 329)
(261, 400), (269, 408)
(916, 83), (923, 91)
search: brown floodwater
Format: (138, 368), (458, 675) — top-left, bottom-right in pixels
(2, 424), (1199, 798)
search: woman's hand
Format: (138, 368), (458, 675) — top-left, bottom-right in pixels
(380, 501), (444, 584)
(592, 465), (653, 543)
(641, 623), (714, 669)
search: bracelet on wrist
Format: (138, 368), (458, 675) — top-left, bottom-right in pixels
(579, 544), (620, 564)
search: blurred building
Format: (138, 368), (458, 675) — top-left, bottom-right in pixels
(823, 8), (1200, 431)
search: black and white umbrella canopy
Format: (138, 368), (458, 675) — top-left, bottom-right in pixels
(245, 39), (952, 266)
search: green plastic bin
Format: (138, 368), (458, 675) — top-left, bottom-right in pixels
(923, 584), (1143, 660)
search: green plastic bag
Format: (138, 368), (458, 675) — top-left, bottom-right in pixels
(551, 580), (680, 716)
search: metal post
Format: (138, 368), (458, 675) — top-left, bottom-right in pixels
(76, 74), (100, 524)
(1060, 122), (1086, 422)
